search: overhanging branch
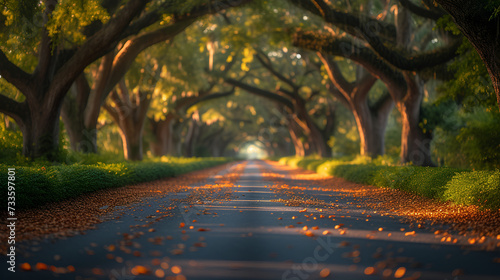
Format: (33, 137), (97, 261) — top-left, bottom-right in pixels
(225, 78), (295, 110)
(290, 0), (459, 71)
(398, 0), (444, 20)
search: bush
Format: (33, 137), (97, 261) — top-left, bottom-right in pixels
(277, 157), (499, 210)
(444, 171), (500, 210)
(0, 157), (231, 209)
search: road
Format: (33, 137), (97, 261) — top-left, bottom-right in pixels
(2, 160), (499, 280)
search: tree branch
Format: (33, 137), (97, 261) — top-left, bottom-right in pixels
(398, 0), (444, 20)
(48, 0), (150, 110)
(105, 19), (195, 95)
(0, 50), (32, 94)
(290, 0), (459, 71)
(294, 31), (407, 92)
(288, 0), (397, 39)
(0, 94), (26, 123)
(317, 52), (354, 100)
(254, 49), (296, 89)
(185, 88), (235, 111)
(225, 78), (295, 110)
(103, 101), (120, 125)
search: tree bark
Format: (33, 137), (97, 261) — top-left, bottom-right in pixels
(318, 53), (393, 158)
(434, 0), (500, 110)
(184, 112), (200, 157)
(296, 100), (330, 157)
(61, 74), (99, 153)
(150, 114), (175, 157)
(287, 117), (306, 157)
(349, 89), (394, 158)
(104, 81), (152, 161)
(398, 74), (435, 166)
(118, 121), (144, 161)
(20, 104), (62, 161)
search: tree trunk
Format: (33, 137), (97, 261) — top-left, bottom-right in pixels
(184, 116), (200, 157)
(398, 75), (434, 166)
(351, 94), (393, 158)
(21, 105), (62, 161)
(294, 100), (330, 157)
(306, 116), (330, 157)
(118, 122), (144, 161)
(288, 124), (305, 157)
(150, 115), (175, 157)
(60, 73), (101, 153)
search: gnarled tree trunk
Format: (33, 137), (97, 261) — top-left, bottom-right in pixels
(21, 103), (62, 161)
(398, 74), (434, 166)
(150, 114), (175, 157)
(351, 93), (394, 157)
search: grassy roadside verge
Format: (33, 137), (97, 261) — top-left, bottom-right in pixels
(275, 156), (500, 210)
(1, 157), (232, 209)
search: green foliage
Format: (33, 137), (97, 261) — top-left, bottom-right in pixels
(444, 171), (500, 210)
(433, 109), (500, 170)
(277, 157), (500, 210)
(0, 119), (23, 160)
(47, 0), (110, 46)
(0, 157), (231, 209)
(438, 40), (497, 112)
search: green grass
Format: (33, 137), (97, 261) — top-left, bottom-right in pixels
(276, 156), (500, 210)
(1, 157), (232, 209)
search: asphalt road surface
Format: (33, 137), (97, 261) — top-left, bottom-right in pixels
(2, 160), (499, 280)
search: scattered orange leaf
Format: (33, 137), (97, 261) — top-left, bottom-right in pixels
(305, 230), (315, 237)
(364, 267), (377, 275)
(394, 267), (406, 278)
(319, 268), (330, 278)
(20, 263), (31, 271)
(36, 262), (48, 270)
(171, 265), (182, 274)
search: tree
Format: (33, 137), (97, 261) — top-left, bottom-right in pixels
(0, 0), (251, 160)
(290, 0), (459, 165)
(316, 53), (394, 157)
(60, 1), (253, 154)
(0, 0), (149, 159)
(143, 20), (239, 157)
(226, 46), (334, 157)
(61, 19), (193, 153)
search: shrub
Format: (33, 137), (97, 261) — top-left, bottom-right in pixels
(277, 157), (498, 210)
(444, 170), (500, 210)
(0, 157), (231, 209)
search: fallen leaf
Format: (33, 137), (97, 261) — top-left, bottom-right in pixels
(20, 263), (31, 271)
(171, 265), (182, 274)
(319, 268), (330, 278)
(394, 267), (406, 278)
(36, 263), (48, 270)
(364, 267), (377, 275)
